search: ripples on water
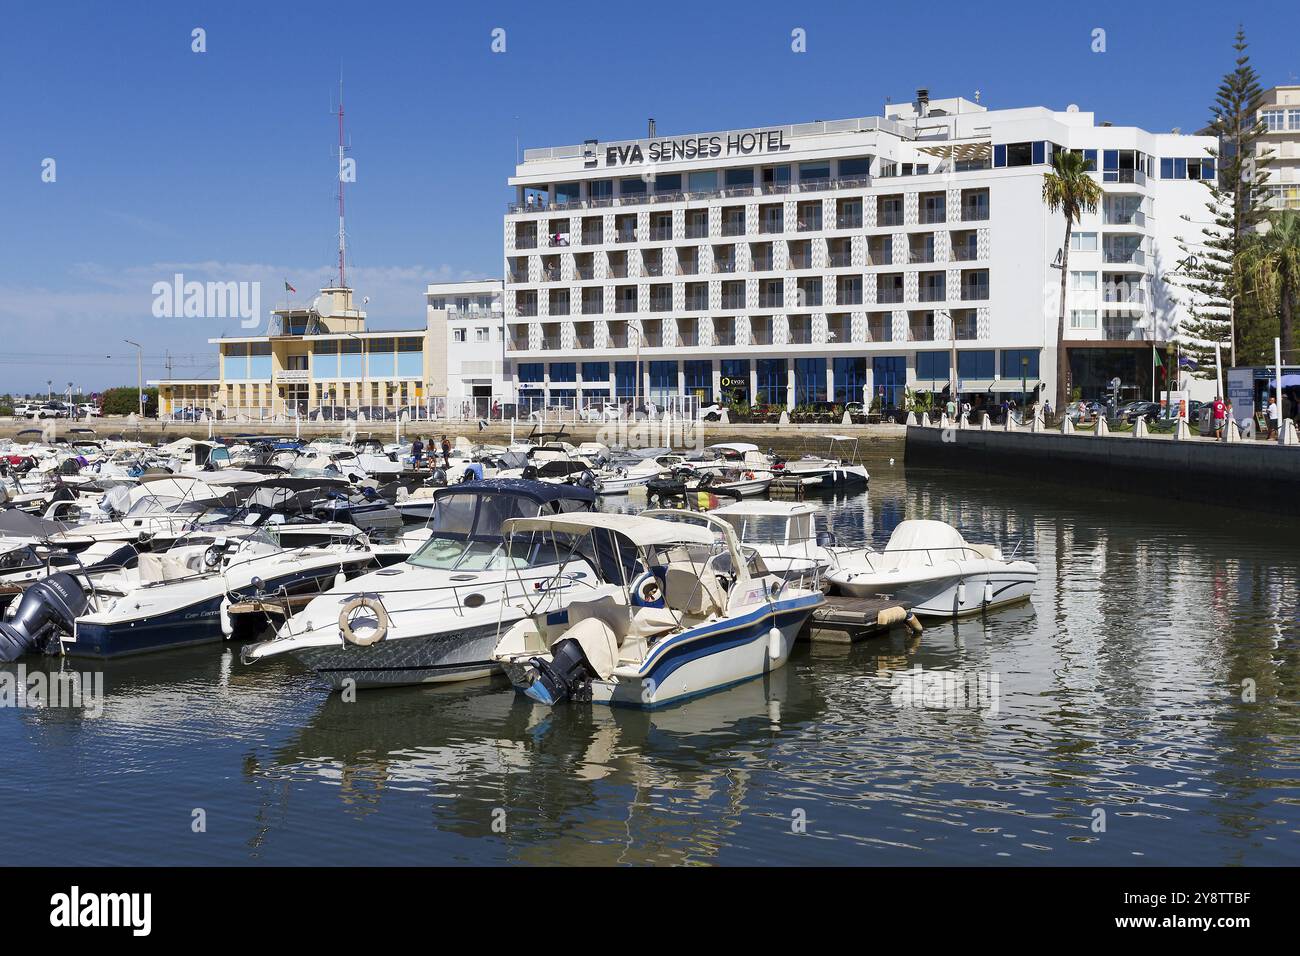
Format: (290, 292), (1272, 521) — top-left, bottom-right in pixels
(2, 456), (1298, 865)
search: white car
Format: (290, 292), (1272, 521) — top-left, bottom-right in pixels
(580, 402), (622, 422)
(698, 403), (724, 421)
(78, 404), (101, 418)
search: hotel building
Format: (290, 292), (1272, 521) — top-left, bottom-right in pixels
(501, 92), (1219, 412)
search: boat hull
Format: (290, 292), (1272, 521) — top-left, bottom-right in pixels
(829, 563), (1036, 618)
(287, 619), (509, 689)
(503, 595), (821, 709)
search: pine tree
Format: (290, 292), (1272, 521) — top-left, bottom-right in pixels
(1168, 27), (1273, 375)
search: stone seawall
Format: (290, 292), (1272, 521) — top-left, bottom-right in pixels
(906, 424), (1300, 515)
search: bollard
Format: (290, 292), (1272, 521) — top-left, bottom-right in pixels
(1223, 418), (1241, 443)
(959, 412), (970, 430)
(720, 408), (730, 425)
(939, 413), (950, 429)
(1095, 417), (1110, 437)
(1174, 418), (1191, 441)
(920, 412), (932, 428)
(1282, 419), (1299, 446)
(778, 410), (790, 425)
(1003, 412), (1015, 432)
(1133, 415), (1148, 438)
(1031, 412), (1045, 433)
(841, 410), (851, 427)
(1061, 416), (1074, 435)
(980, 412), (991, 430)
(906, 411), (918, 426)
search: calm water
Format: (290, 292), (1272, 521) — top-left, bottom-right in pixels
(3, 456), (1299, 866)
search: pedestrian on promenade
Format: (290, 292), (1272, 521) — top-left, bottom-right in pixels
(440, 434), (451, 467)
(1268, 394), (1280, 440)
(1210, 396), (1227, 439)
(411, 435), (424, 468)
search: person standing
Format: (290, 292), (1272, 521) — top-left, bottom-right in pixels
(440, 434), (452, 467)
(411, 435), (425, 468)
(1210, 395), (1227, 439)
(1267, 393), (1280, 440)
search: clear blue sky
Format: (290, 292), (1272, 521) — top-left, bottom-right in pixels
(1, 0), (1297, 393)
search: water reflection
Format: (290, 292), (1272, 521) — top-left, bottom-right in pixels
(2, 451), (1298, 864)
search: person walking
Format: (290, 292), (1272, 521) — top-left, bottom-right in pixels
(1267, 393), (1280, 440)
(1210, 396), (1227, 439)
(440, 434), (451, 468)
(411, 435), (425, 468)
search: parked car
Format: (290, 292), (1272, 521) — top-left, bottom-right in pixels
(697, 403), (724, 421)
(29, 402), (70, 419)
(78, 403), (101, 418)
(580, 402), (622, 423)
(1119, 401), (1161, 424)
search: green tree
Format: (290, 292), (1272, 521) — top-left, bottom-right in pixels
(1169, 27), (1273, 373)
(1042, 149), (1102, 411)
(101, 386), (158, 416)
(1246, 211), (1300, 355)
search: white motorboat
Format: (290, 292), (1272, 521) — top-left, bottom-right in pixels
(492, 510), (824, 709)
(773, 435), (870, 489)
(0, 525), (376, 660)
(240, 479), (601, 689)
(824, 519), (1036, 618)
(709, 500), (872, 584)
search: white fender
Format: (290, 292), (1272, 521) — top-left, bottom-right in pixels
(983, 580), (994, 606)
(219, 596), (234, 638)
(768, 626), (782, 661)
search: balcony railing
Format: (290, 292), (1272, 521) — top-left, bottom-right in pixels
(877, 289), (904, 304)
(715, 259), (738, 273)
(829, 252), (853, 268)
(836, 287), (863, 305)
(1103, 322), (1146, 341)
(1103, 248), (1145, 266)
(721, 220), (745, 237)
(685, 296), (708, 311)
(797, 215), (823, 232)
(866, 322), (893, 343)
(1103, 208), (1146, 227)
(515, 236), (538, 250)
(909, 250), (936, 264)
(720, 294), (746, 309)
(918, 286), (946, 302)
(758, 293), (784, 308)
(837, 211), (863, 229)
(581, 301), (602, 315)
(759, 218), (784, 234)
(919, 206), (946, 224)
(961, 203), (989, 222)
(649, 225), (673, 241)
(582, 230), (602, 245)
(950, 244), (979, 261)
(879, 210), (904, 226)
(961, 283), (990, 301)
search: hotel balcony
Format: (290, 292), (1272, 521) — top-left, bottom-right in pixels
(866, 316), (893, 343)
(713, 319), (737, 346)
(1103, 319), (1147, 340)
(787, 316), (813, 344)
(960, 282), (989, 301)
(751, 318), (774, 346)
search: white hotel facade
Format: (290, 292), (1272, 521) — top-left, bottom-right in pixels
(500, 93), (1220, 414)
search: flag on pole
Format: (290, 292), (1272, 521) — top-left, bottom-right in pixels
(1154, 346), (1165, 380)
(284, 280), (296, 293)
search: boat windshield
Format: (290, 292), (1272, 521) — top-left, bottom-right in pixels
(408, 532), (568, 572)
(124, 495), (208, 517)
(717, 513), (810, 544)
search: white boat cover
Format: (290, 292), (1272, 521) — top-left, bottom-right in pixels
(883, 520), (970, 568)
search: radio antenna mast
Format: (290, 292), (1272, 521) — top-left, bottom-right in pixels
(335, 75), (348, 289)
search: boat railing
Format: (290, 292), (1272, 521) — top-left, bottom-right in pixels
(858, 544), (989, 571)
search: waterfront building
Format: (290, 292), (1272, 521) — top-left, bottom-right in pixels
(154, 280), (501, 420)
(430, 279), (506, 419)
(1257, 85), (1300, 214)
(502, 92), (1219, 411)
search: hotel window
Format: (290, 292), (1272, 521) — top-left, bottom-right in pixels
(724, 167), (754, 188)
(1001, 349), (1040, 380)
(588, 179), (613, 200)
(837, 157), (872, 180)
(833, 356), (866, 403)
(311, 340), (340, 378)
(1070, 271), (1098, 291)
(761, 165), (790, 188)
(916, 351), (950, 382)
(246, 343), (272, 380)
(1070, 232), (1098, 252)
(475, 328), (489, 342)
(453, 328), (466, 342)
(719, 280), (743, 307)
(1070, 309), (1099, 329)
(549, 362), (576, 383)
(648, 361), (676, 403)
(654, 173), (682, 195)
(798, 162), (830, 187)
(957, 350), (995, 380)
(683, 360), (711, 398)
(582, 361), (609, 384)
(755, 358), (787, 405)
(794, 357), (826, 404)
(619, 177), (646, 197)
(1159, 157), (1215, 180)
(687, 170), (717, 193)
(397, 338), (422, 377)
(518, 363), (545, 384)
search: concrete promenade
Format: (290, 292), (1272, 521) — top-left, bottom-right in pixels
(906, 417), (1300, 515)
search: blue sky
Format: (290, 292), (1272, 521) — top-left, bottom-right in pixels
(2, 0), (1297, 393)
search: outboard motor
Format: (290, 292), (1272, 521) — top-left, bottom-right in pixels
(816, 530), (839, 548)
(524, 639), (597, 705)
(521, 465), (539, 481)
(577, 469), (598, 491)
(0, 573), (89, 662)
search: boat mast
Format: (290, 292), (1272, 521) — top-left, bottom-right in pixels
(336, 77), (347, 290)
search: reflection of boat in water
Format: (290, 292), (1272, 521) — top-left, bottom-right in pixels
(250, 656), (822, 864)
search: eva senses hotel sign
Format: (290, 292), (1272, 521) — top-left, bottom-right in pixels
(589, 129), (790, 168)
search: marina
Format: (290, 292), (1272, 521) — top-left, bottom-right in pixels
(1, 426), (1296, 865)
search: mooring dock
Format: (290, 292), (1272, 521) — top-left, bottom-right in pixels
(803, 594), (922, 643)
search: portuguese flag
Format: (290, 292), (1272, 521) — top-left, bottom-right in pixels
(284, 280), (296, 293)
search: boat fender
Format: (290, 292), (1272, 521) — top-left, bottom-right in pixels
(983, 580), (994, 606)
(218, 596), (234, 638)
(905, 612), (923, 634)
(767, 626), (782, 661)
(956, 582), (966, 606)
(334, 569), (347, 590)
(338, 595), (389, 647)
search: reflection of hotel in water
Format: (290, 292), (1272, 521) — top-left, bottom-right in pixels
(152, 281), (503, 420)
(503, 92), (1218, 409)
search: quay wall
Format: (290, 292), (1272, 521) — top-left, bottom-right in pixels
(906, 424), (1300, 515)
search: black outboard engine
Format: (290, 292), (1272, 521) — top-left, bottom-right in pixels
(524, 639), (597, 705)
(577, 469), (598, 491)
(521, 465), (539, 480)
(816, 530), (838, 548)
(0, 573), (89, 662)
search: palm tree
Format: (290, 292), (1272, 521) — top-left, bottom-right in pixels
(1245, 211), (1300, 356)
(1042, 151), (1103, 411)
